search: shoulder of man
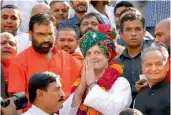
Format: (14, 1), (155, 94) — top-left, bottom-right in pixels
(114, 57), (121, 63)
(58, 17), (75, 29)
(142, 40), (153, 49)
(11, 47), (32, 64)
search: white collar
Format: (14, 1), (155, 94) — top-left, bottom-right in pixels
(26, 104), (57, 115)
(88, 4), (107, 17)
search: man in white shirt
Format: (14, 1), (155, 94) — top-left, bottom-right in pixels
(60, 32), (132, 115)
(1, 5), (22, 36)
(22, 71), (65, 115)
(88, 0), (116, 29)
(2, 0), (38, 33)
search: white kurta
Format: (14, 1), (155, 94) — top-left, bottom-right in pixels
(87, 4), (116, 30)
(60, 77), (132, 115)
(15, 33), (31, 54)
(22, 105), (57, 115)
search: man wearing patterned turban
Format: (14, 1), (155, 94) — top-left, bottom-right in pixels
(60, 32), (132, 115)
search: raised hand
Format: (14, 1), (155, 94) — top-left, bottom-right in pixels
(80, 61), (87, 89)
(85, 58), (96, 86)
(135, 79), (148, 93)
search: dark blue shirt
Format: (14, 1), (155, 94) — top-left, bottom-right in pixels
(115, 40), (153, 100)
(58, 15), (80, 32)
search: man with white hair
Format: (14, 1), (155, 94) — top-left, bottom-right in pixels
(134, 43), (170, 115)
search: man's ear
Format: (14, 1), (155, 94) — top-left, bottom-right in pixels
(165, 60), (169, 72)
(120, 32), (124, 40)
(29, 31), (32, 41)
(19, 19), (22, 27)
(18, 11), (22, 26)
(76, 40), (80, 46)
(143, 29), (146, 37)
(36, 89), (44, 100)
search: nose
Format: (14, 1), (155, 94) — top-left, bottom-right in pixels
(87, 23), (93, 28)
(131, 30), (136, 36)
(7, 18), (12, 24)
(63, 41), (69, 46)
(43, 34), (53, 42)
(150, 64), (158, 71)
(58, 10), (63, 15)
(89, 53), (96, 60)
(60, 89), (65, 97)
(4, 43), (11, 49)
(154, 37), (160, 44)
(43, 37), (50, 42)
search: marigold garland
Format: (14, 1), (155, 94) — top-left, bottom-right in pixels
(71, 63), (123, 115)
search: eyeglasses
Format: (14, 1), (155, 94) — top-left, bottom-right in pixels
(32, 32), (54, 38)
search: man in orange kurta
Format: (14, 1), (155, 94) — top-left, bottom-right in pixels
(8, 47), (82, 98)
(8, 13), (82, 110)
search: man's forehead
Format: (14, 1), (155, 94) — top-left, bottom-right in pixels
(123, 20), (143, 27)
(58, 32), (76, 40)
(59, 30), (75, 36)
(33, 23), (55, 32)
(1, 35), (16, 42)
(87, 45), (101, 52)
(82, 17), (99, 23)
(53, 2), (68, 8)
(1, 8), (19, 15)
(156, 22), (169, 30)
(144, 50), (165, 59)
(56, 76), (62, 87)
(48, 76), (62, 88)
(116, 6), (126, 13)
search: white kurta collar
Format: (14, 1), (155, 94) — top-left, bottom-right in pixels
(29, 105), (49, 115)
(23, 104), (57, 115)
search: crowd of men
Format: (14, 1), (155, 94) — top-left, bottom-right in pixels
(0, 0), (170, 115)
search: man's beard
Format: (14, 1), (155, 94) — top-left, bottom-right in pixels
(74, 4), (87, 13)
(32, 38), (54, 54)
(165, 40), (170, 56)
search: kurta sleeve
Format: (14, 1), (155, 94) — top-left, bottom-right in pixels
(59, 93), (79, 115)
(8, 58), (27, 94)
(84, 77), (132, 115)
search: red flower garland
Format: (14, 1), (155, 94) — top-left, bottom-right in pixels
(97, 67), (121, 90)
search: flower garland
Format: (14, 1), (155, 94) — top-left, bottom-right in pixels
(71, 63), (123, 115)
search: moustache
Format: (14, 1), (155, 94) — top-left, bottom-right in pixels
(61, 46), (71, 50)
(57, 16), (65, 20)
(85, 28), (96, 33)
(40, 41), (53, 47)
(58, 96), (64, 102)
(77, 4), (86, 7)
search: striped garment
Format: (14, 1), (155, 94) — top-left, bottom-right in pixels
(144, 1), (170, 27)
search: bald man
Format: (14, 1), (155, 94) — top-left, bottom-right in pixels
(1, 32), (17, 90)
(31, 3), (51, 16)
(154, 18), (170, 54)
(155, 18), (170, 82)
